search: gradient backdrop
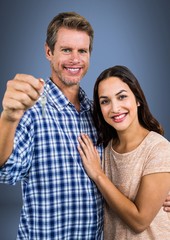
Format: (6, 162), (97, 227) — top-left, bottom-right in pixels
(0, 1), (170, 239)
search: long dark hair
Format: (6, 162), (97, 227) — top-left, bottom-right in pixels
(93, 65), (164, 147)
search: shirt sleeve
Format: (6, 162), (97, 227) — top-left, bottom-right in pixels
(0, 113), (34, 185)
(143, 139), (170, 176)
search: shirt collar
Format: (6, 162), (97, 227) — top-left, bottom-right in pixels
(44, 78), (92, 112)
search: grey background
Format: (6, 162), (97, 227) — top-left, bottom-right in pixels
(0, 0), (170, 239)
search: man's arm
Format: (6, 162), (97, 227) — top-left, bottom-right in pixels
(0, 74), (44, 166)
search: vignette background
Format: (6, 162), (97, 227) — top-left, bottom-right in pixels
(0, 1), (170, 239)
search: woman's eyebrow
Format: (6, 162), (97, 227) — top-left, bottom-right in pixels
(99, 90), (127, 99)
(115, 89), (127, 96)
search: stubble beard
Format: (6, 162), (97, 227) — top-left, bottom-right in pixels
(52, 64), (88, 87)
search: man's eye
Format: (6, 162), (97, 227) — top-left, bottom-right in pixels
(62, 49), (71, 53)
(79, 49), (88, 54)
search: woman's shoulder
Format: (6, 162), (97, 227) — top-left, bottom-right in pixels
(144, 131), (170, 159)
(146, 131), (170, 146)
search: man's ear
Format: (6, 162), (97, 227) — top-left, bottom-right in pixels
(45, 43), (52, 60)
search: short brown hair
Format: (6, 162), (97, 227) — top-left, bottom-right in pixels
(46, 12), (94, 54)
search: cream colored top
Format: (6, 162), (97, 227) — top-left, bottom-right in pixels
(103, 131), (170, 240)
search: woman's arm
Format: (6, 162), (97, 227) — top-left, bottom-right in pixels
(163, 193), (170, 211)
(78, 133), (170, 233)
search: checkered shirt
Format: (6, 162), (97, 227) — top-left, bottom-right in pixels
(0, 78), (103, 239)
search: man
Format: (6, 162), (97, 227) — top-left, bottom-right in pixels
(0, 12), (103, 239)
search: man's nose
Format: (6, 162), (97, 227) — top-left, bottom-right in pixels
(70, 51), (80, 63)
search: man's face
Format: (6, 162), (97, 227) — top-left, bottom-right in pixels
(45, 27), (90, 87)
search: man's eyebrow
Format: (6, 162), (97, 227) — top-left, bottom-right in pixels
(60, 45), (71, 49)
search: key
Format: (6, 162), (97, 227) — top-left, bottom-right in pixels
(41, 94), (47, 117)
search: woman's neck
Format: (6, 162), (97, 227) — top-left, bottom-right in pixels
(113, 127), (149, 154)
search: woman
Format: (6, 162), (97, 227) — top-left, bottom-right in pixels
(78, 65), (170, 239)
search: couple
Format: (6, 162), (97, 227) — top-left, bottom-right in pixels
(0, 12), (170, 239)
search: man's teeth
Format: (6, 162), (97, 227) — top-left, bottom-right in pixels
(67, 68), (79, 72)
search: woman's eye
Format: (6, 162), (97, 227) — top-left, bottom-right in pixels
(119, 95), (127, 100)
(100, 99), (109, 105)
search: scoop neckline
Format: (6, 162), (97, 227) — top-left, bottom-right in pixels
(110, 131), (152, 156)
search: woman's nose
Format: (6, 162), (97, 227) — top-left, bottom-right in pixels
(110, 101), (120, 113)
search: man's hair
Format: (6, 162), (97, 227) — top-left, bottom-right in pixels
(46, 12), (94, 54)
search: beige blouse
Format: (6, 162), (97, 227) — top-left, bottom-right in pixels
(103, 131), (170, 240)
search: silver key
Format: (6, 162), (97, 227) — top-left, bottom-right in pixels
(41, 94), (47, 117)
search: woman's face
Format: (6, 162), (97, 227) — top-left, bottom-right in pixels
(98, 77), (140, 133)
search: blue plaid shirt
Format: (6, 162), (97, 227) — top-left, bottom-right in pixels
(0, 78), (103, 239)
